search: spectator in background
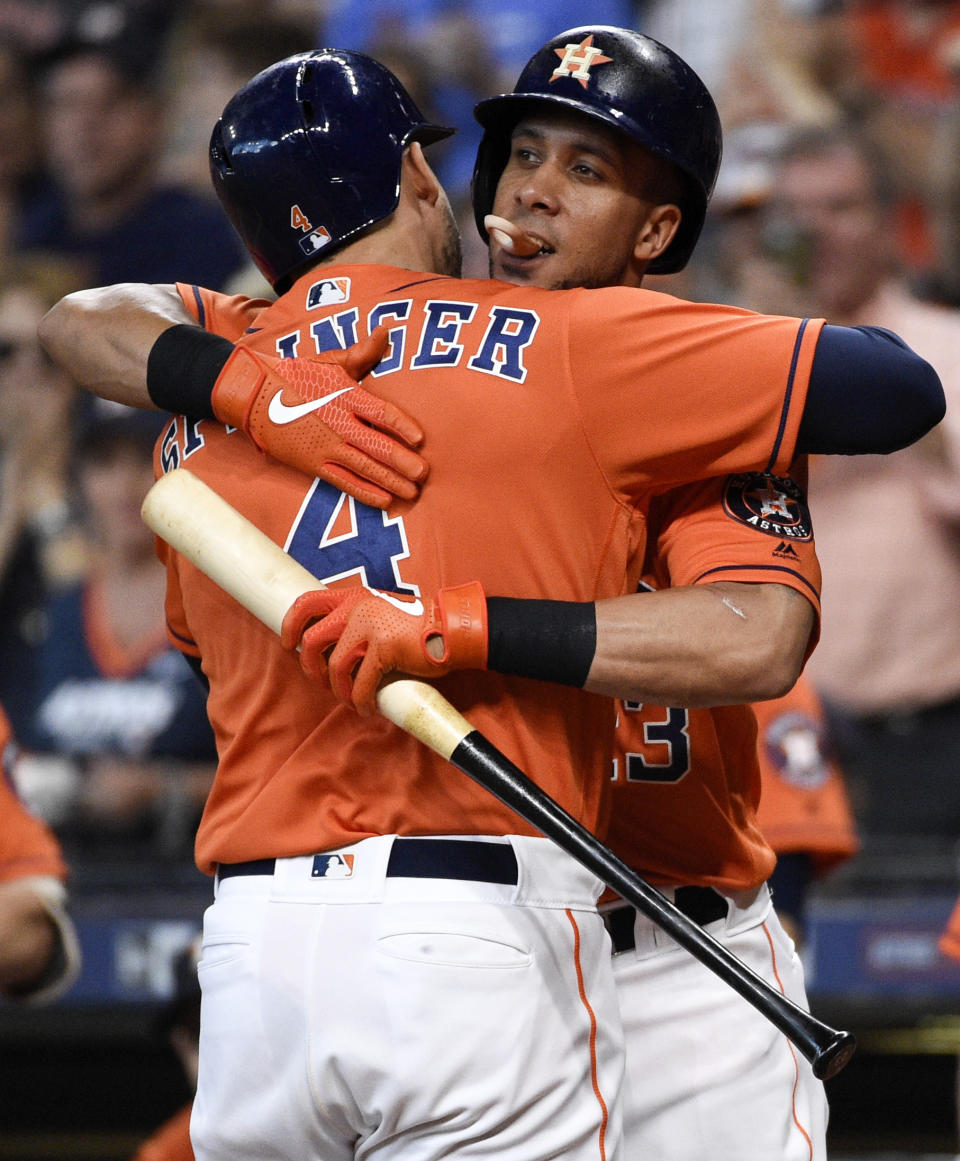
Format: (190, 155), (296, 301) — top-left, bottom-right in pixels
(17, 1), (248, 290)
(156, 5), (321, 297)
(754, 675), (860, 944)
(0, 700), (81, 1004)
(0, 256), (84, 741)
(19, 412), (217, 862)
(636, 0), (843, 306)
(754, 126), (960, 844)
(160, 7), (314, 206)
(130, 936), (201, 1161)
(0, 35), (49, 281)
(801, 0), (960, 296)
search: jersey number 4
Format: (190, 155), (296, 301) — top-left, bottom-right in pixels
(285, 481), (418, 595)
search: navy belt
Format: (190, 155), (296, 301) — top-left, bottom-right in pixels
(217, 838), (519, 885)
(604, 887), (728, 953)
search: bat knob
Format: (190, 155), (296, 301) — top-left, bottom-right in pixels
(811, 1030), (856, 1080)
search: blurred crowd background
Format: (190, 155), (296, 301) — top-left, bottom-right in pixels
(1, 0), (960, 1156)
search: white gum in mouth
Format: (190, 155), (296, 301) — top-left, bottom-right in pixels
(483, 214), (543, 257)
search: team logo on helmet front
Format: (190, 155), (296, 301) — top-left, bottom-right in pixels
(722, 473), (813, 540)
(550, 35), (612, 88)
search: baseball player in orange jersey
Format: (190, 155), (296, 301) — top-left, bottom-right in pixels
(159, 236), (827, 1160)
(39, 40), (947, 1161)
(614, 671), (859, 945)
(42, 47), (833, 1161)
(754, 675), (860, 920)
(0, 703), (81, 1003)
(450, 32), (859, 1161)
(607, 479), (858, 1159)
(601, 473), (828, 1156)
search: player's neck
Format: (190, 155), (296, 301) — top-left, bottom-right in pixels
(320, 221), (438, 276)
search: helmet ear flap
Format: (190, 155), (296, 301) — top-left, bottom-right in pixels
(471, 127), (514, 244)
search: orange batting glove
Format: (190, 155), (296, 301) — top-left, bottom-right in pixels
(280, 581), (488, 716)
(211, 327), (427, 509)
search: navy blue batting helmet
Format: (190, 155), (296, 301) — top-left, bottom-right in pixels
(210, 50), (455, 292)
(472, 27), (722, 274)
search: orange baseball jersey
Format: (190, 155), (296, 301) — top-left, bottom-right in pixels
(609, 468), (826, 890)
(753, 675), (859, 874)
(0, 705), (68, 885)
(160, 266), (824, 875)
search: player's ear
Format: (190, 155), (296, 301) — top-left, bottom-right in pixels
(633, 202), (682, 266)
(403, 141), (442, 208)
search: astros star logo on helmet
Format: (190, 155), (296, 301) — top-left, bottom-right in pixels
(550, 35), (612, 88)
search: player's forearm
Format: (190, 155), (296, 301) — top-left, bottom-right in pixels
(487, 581), (815, 704)
(583, 582), (815, 705)
(286, 578), (815, 712)
(38, 283), (194, 409)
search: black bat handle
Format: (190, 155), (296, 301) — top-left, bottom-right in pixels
(451, 731), (855, 1081)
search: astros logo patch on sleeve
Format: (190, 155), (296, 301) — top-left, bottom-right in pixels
(722, 474), (812, 540)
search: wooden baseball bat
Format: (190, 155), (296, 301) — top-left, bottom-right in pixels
(142, 468), (855, 1080)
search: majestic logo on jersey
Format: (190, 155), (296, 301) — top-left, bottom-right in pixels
(312, 853), (355, 878)
(773, 541), (801, 560)
(306, 277), (351, 309)
(551, 35), (613, 88)
(267, 384), (355, 425)
(764, 711), (829, 789)
(722, 474), (812, 540)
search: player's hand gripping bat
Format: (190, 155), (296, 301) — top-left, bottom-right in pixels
(141, 468), (856, 1080)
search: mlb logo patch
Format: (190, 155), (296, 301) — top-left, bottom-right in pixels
(300, 225), (332, 257)
(306, 276), (351, 309)
(312, 853), (355, 879)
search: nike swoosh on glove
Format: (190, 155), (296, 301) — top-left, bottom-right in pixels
(210, 327), (427, 509)
(280, 581), (488, 716)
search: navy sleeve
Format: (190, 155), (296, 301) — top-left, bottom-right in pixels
(798, 325), (945, 454)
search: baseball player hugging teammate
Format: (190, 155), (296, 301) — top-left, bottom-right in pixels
(40, 28), (943, 1161)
